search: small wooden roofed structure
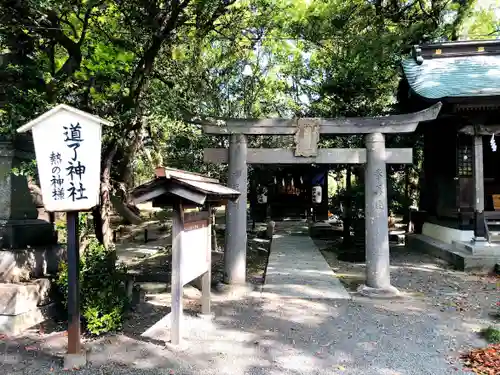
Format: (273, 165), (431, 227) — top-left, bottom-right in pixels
(129, 167), (240, 346)
(400, 39), (500, 246)
(131, 167), (240, 208)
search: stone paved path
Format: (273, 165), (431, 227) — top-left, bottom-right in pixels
(263, 221), (350, 300)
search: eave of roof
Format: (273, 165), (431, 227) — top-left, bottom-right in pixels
(402, 54), (500, 100)
(130, 173), (240, 207)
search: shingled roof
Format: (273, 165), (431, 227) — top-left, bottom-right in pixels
(401, 40), (500, 100)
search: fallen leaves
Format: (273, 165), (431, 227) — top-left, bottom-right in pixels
(461, 344), (500, 374)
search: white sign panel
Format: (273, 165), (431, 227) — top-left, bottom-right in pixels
(17, 105), (111, 212)
(180, 220), (210, 286)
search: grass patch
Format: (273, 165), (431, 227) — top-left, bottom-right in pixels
(480, 326), (500, 343)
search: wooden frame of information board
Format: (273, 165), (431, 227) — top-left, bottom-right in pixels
(170, 203), (212, 345)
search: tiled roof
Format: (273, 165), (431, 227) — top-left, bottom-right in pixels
(401, 55), (500, 99)
(130, 172), (240, 206)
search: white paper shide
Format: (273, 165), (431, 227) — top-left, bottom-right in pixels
(17, 105), (111, 212)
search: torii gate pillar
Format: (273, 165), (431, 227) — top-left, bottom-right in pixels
(225, 134), (248, 285)
(361, 133), (400, 296)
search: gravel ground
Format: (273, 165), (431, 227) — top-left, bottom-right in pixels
(0, 224), (497, 374)
(0, 294), (489, 375)
(315, 237), (499, 323)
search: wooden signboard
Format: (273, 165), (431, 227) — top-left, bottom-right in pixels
(181, 212), (211, 285)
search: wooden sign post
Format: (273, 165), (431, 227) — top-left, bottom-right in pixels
(17, 104), (112, 369)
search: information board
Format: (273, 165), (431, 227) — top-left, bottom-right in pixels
(181, 214), (210, 285)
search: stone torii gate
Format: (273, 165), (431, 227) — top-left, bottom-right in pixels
(203, 103), (441, 296)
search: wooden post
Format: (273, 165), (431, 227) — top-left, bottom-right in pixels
(170, 202), (183, 345)
(224, 134), (248, 285)
(65, 211), (85, 367)
(473, 135), (486, 241)
(201, 205), (212, 316)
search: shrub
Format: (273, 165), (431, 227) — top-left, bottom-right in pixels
(56, 238), (130, 336)
(481, 326), (500, 344)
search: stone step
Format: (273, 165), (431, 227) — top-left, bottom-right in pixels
(0, 278), (51, 316)
(0, 278), (54, 335)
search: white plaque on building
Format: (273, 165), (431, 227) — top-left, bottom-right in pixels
(17, 104), (112, 212)
(295, 118), (320, 157)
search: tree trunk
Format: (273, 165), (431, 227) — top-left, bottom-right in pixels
(115, 130), (143, 203)
(342, 167), (352, 248)
(94, 145), (117, 249)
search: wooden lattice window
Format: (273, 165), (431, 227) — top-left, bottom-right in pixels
(457, 142), (473, 177)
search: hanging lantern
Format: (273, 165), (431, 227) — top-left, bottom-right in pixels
(312, 185), (322, 204)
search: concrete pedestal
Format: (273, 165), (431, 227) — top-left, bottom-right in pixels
(64, 351), (87, 370)
(362, 133), (399, 296)
(224, 134), (248, 285)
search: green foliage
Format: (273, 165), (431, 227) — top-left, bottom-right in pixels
(0, 0), (492, 225)
(11, 160), (37, 178)
(333, 181), (365, 219)
(56, 238), (129, 335)
(480, 326), (500, 343)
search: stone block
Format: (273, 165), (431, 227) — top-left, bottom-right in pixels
(455, 241), (500, 256)
(0, 279), (51, 315)
(0, 246), (65, 282)
(0, 303), (55, 336)
(407, 234), (500, 272)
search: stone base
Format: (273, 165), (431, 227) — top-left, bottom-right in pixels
(407, 234), (499, 272)
(357, 284), (401, 299)
(0, 246), (65, 282)
(213, 282), (255, 298)
(197, 312), (215, 321)
(64, 351), (87, 370)
(453, 240), (500, 256)
(0, 303), (55, 336)
(0, 279), (51, 315)
(0, 219), (55, 249)
(422, 222), (473, 244)
(164, 340), (190, 351)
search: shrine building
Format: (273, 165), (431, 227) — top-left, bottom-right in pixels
(402, 39), (500, 268)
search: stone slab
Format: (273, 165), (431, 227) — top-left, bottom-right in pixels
(453, 240), (500, 256)
(0, 279), (51, 315)
(407, 234), (500, 272)
(263, 230), (350, 300)
(0, 303), (55, 336)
